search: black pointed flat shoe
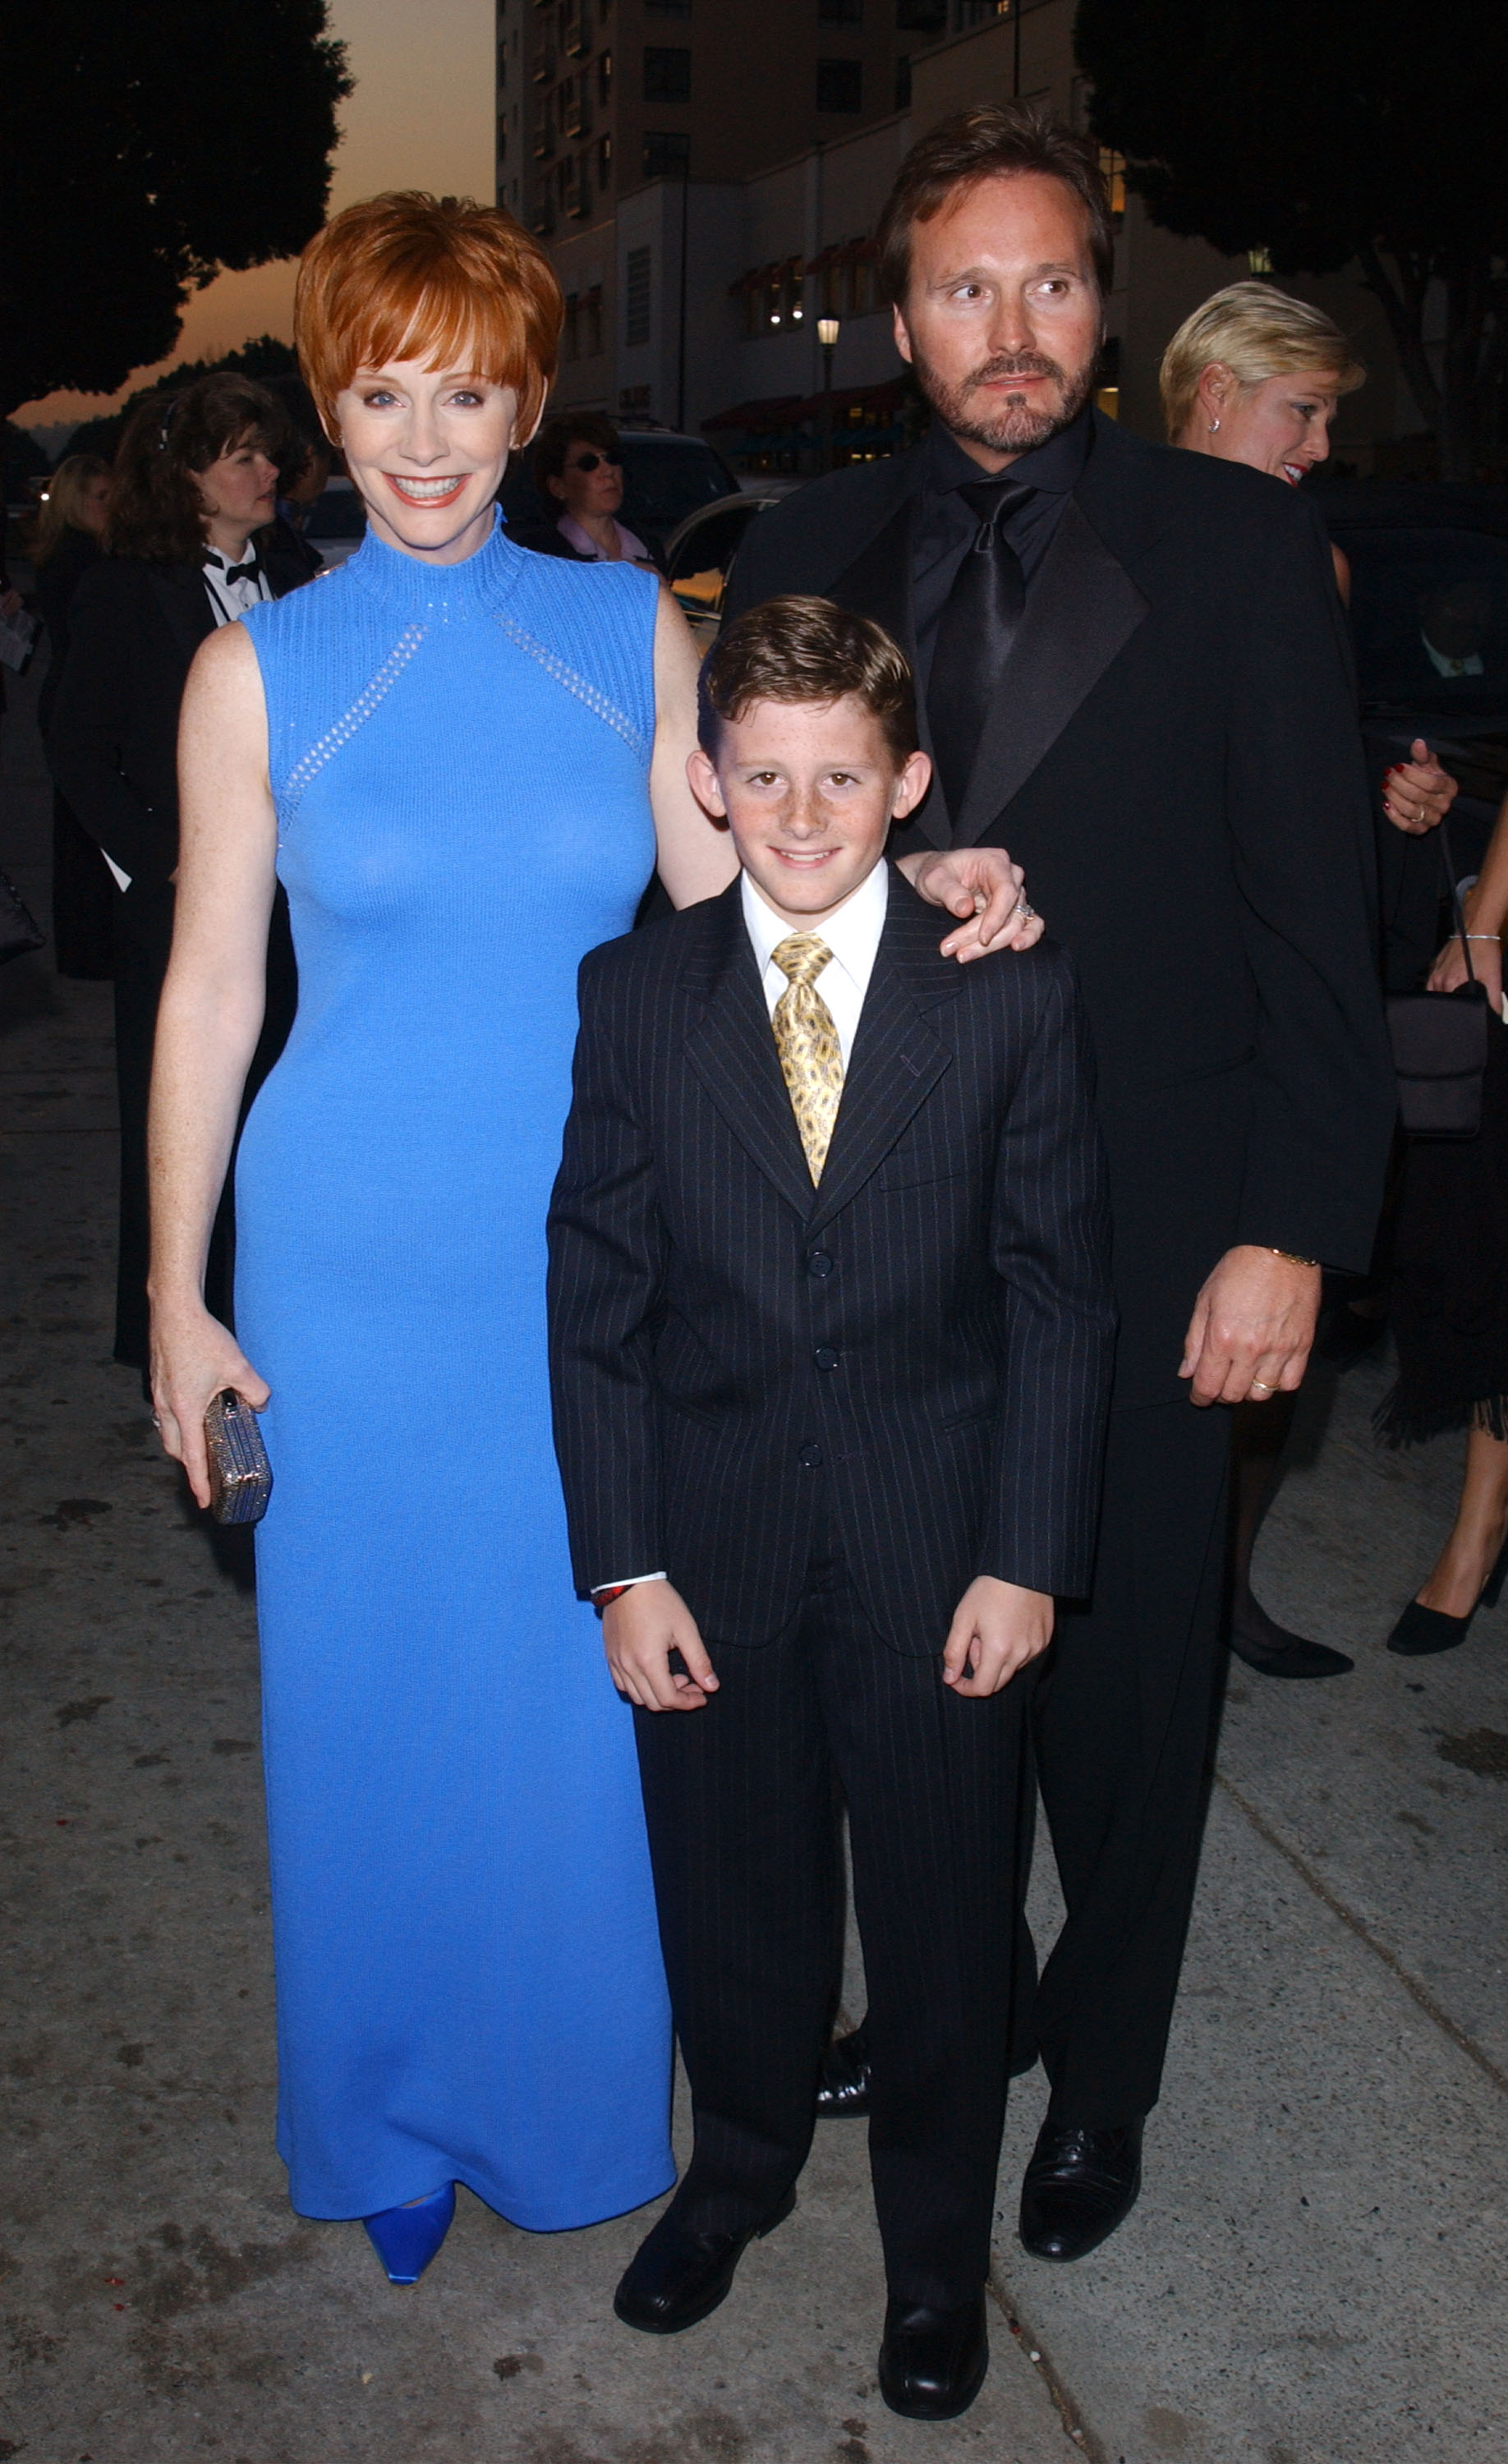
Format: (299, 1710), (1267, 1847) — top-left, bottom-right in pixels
(816, 2020), (871, 2118)
(1019, 2117), (1143, 2262)
(1388, 1538), (1508, 1657)
(878, 2292), (988, 2420)
(1230, 1597), (1353, 1680)
(613, 2185), (796, 2334)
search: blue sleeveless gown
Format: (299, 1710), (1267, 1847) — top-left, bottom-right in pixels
(235, 515), (674, 2226)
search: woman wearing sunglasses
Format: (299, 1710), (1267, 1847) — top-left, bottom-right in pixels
(533, 412), (655, 565)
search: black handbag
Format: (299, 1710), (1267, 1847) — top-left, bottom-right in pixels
(1385, 821), (1492, 1139)
(0, 869), (45, 966)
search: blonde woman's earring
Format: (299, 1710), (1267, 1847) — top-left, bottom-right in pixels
(1208, 418), (1221, 433)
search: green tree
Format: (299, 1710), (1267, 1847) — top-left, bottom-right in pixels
(1074, 0), (1508, 480)
(1, 1), (351, 416)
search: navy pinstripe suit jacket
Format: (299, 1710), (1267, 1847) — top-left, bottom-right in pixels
(546, 867), (1116, 1652)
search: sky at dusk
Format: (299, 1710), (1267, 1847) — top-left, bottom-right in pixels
(17, 0), (494, 428)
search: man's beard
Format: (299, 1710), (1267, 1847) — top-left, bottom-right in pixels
(910, 344), (1097, 457)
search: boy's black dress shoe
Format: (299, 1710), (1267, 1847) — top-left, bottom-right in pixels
(816, 2020), (871, 2117)
(613, 2186), (796, 2334)
(1018, 2117), (1143, 2261)
(878, 2292), (989, 2420)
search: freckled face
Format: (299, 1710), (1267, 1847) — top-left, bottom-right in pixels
(687, 695), (931, 928)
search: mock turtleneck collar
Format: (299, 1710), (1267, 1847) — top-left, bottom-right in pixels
(343, 504), (526, 621)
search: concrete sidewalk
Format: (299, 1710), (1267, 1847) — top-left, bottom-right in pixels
(4, 639), (1506, 2463)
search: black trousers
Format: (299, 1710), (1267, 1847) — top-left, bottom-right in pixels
(1031, 1398), (1230, 2127)
(632, 1523), (1032, 2310)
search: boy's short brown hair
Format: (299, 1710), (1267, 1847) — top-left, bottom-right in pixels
(699, 595), (917, 765)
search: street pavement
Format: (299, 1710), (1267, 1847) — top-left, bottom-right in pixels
(3, 636), (1506, 2464)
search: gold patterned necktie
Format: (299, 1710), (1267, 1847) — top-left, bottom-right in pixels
(770, 933), (844, 1184)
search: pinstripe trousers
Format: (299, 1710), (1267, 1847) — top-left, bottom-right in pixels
(632, 1510), (1033, 2310)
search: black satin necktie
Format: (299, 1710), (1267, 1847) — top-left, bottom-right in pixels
(926, 478), (1035, 822)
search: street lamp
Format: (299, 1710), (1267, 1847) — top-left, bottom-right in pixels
(817, 315), (840, 474)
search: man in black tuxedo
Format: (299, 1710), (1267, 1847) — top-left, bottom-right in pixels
(726, 104), (1395, 2258)
(548, 598), (1115, 2419)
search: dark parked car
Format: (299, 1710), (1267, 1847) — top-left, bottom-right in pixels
(1313, 483), (1508, 984)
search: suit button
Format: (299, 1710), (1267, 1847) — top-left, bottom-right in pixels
(807, 1249), (834, 1278)
(798, 1442), (823, 1469)
(813, 1345), (840, 1371)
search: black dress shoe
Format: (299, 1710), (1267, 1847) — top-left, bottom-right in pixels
(613, 2186), (796, 2334)
(816, 2020), (871, 2118)
(878, 2292), (988, 2420)
(1230, 1595), (1353, 1680)
(1019, 2117), (1143, 2262)
(1388, 1538), (1508, 1657)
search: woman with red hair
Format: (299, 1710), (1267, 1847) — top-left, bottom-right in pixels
(144, 192), (1018, 2284)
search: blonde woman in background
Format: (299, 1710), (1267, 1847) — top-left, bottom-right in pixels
(1161, 283), (1456, 1681)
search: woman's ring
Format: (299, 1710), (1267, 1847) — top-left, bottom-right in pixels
(1013, 898), (1037, 922)
(1250, 1379), (1274, 1394)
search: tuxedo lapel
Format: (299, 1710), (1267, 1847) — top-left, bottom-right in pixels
(953, 494), (1148, 845)
(806, 878), (963, 1239)
(683, 887), (819, 1225)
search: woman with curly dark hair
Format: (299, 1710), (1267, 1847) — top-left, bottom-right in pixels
(47, 373), (310, 1373)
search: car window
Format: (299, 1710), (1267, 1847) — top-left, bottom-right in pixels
(305, 486), (367, 540)
(665, 503), (761, 586)
(1338, 526), (1508, 706)
(618, 441), (735, 540)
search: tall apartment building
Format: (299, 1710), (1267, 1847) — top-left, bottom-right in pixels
(494, 0), (995, 241)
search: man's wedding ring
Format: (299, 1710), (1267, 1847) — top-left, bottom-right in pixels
(1013, 898), (1037, 922)
(1250, 1379), (1274, 1393)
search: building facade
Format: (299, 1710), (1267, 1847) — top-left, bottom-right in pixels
(501, 0), (1423, 470)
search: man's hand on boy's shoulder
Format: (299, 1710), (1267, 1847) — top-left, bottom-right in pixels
(896, 846), (1045, 965)
(942, 1578), (1055, 1696)
(601, 1579), (720, 1712)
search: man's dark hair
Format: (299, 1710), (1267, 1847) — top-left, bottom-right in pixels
(532, 410), (623, 495)
(698, 595), (917, 765)
(105, 373), (294, 565)
(876, 102), (1115, 308)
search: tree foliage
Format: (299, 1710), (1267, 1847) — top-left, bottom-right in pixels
(61, 338), (301, 463)
(1, 1), (351, 416)
(1074, 0), (1508, 478)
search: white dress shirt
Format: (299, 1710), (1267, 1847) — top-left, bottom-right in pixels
(740, 857), (889, 1069)
(595, 860), (890, 1598)
(201, 543), (274, 628)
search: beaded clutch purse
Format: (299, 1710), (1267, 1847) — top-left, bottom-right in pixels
(205, 1390), (273, 1525)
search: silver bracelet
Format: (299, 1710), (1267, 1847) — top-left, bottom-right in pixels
(1465, 933), (1501, 942)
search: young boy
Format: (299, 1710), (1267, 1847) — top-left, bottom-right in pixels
(546, 596), (1114, 2421)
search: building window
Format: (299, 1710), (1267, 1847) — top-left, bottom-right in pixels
(816, 57), (862, 112)
(643, 129), (691, 177)
(586, 283), (605, 356)
(1095, 333), (1120, 421)
(597, 46), (612, 99)
(894, 0), (944, 24)
(563, 294), (581, 359)
(625, 243), (652, 347)
(598, 131), (613, 189)
(1097, 146), (1126, 222)
(643, 44), (691, 99)
(819, 0), (862, 17)
(646, 0), (691, 13)
(894, 53), (910, 107)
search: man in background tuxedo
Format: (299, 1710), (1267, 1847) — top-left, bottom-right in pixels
(727, 103), (1395, 2260)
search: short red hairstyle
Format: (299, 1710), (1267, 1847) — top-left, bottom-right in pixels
(294, 191), (563, 438)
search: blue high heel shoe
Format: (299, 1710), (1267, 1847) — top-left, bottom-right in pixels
(363, 2181), (456, 2283)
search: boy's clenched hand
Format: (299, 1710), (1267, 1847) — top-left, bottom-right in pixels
(942, 1578), (1054, 1696)
(602, 1581), (720, 1711)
